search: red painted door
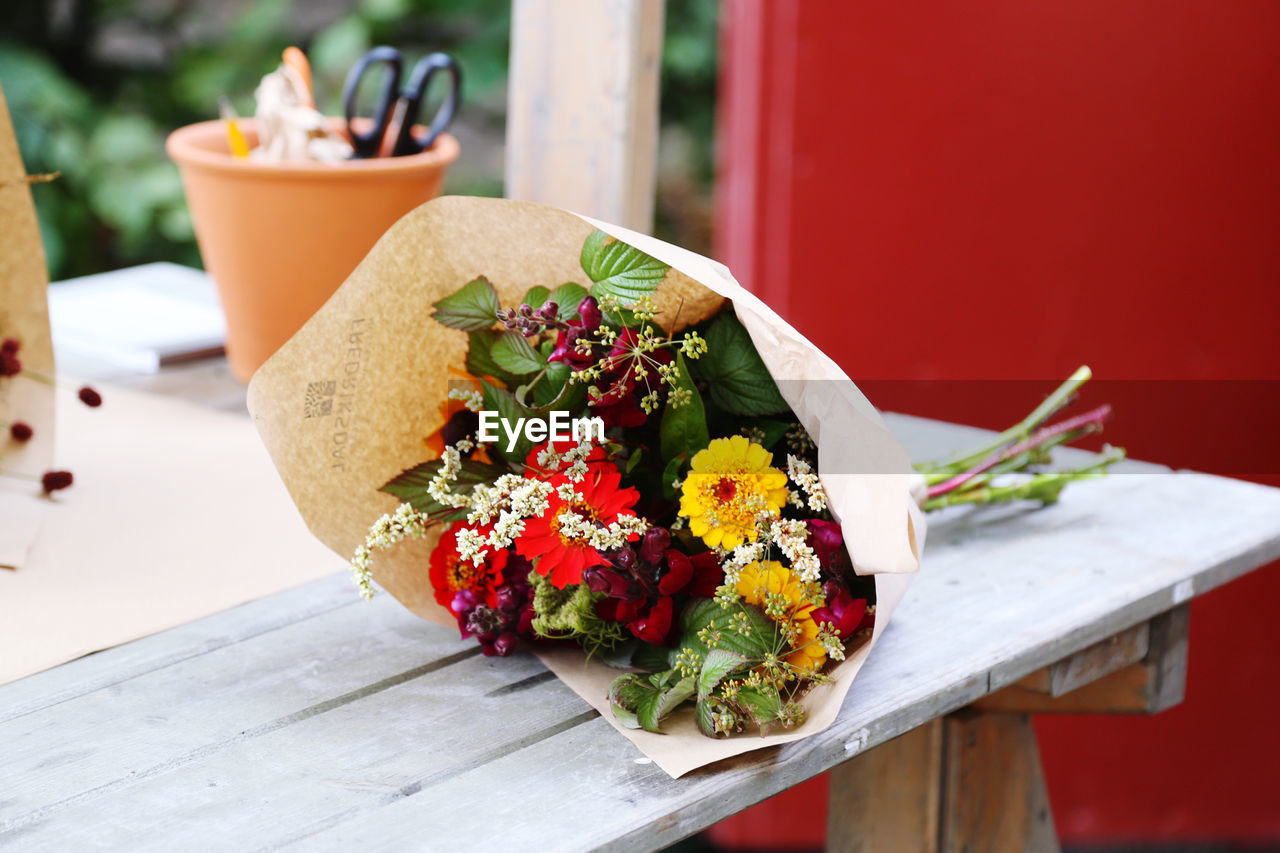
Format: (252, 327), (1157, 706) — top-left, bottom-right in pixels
(711, 0), (1280, 846)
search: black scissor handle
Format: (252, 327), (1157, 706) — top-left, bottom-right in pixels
(391, 52), (462, 157)
(342, 46), (404, 159)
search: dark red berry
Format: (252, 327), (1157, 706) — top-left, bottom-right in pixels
(40, 470), (73, 493)
(0, 351), (20, 377)
(9, 422), (33, 442)
(77, 386), (103, 407)
(1, 337), (19, 355)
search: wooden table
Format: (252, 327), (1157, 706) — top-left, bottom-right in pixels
(3, 359), (1279, 852)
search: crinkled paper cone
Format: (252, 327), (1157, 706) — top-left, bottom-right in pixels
(0, 85), (55, 570)
(248, 196), (924, 778)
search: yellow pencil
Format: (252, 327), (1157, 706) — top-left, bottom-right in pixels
(218, 96), (250, 159)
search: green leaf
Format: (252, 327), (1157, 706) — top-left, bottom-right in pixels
(431, 276), (500, 331)
(624, 447), (644, 475)
(636, 674), (697, 734)
(678, 598), (777, 661)
(548, 282), (589, 320)
(466, 330), (523, 386)
(481, 381), (536, 464)
(691, 312), (790, 416)
(379, 458), (510, 520)
(580, 229), (669, 305)
(660, 353), (709, 464)
(698, 649), (747, 699)
(736, 684), (784, 731)
(631, 641), (673, 673)
(609, 673), (650, 730)
(526, 361), (588, 413)
(661, 453), (686, 502)
(491, 331), (545, 375)
(695, 697), (720, 737)
(522, 285), (551, 310)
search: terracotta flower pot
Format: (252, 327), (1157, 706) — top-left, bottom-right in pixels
(167, 118), (459, 381)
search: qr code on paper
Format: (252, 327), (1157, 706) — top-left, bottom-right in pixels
(304, 381), (336, 418)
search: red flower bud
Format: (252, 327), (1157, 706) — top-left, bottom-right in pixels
(577, 296), (602, 331)
(492, 631), (517, 656)
(639, 527), (671, 565)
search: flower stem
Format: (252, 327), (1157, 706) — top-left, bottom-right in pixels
(916, 366), (1093, 476)
(926, 404), (1112, 497)
(922, 446), (1126, 511)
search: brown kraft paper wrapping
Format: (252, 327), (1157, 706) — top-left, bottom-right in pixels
(0, 85), (56, 570)
(248, 196), (924, 777)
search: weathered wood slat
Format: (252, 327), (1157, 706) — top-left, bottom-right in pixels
(0, 590), (456, 823)
(0, 571), (353, 725)
(973, 605), (1190, 714)
(4, 660), (597, 849)
(1, 412), (1277, 850)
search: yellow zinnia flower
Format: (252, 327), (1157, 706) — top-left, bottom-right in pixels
(679, 435), (788, 549)
(735, 560), (827, 674)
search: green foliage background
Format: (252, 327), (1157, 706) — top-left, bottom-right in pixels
(0, 0), (716, 280)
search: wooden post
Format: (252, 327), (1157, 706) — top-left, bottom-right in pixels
(830, 714), (1060, 853)
(828, 720), (944, 852)
(505, 0), (665, 232)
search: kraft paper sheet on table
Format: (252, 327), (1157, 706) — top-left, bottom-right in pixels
(0, 385), (345, 686)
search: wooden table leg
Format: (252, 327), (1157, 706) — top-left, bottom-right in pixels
(827, 718), (944, 852)
(829, 713), (1059, 853)
(829, 607), (1191, 851)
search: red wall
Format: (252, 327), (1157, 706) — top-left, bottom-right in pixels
(712, 0), (1280, 846)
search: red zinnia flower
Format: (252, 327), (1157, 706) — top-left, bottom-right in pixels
(516, 450), (640, 589)
(428, 521), (508, 609)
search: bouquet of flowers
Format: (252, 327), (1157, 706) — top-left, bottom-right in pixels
(248, 197), (1119, 776)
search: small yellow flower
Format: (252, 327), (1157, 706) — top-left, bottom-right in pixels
(679, 436), (788, 549)
(735, 560), (827, 674)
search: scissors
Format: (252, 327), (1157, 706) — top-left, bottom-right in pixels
(341, 46), (461, 158)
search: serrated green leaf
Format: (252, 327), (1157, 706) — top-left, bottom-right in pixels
(431, 276), (500, 331)
(609, 672), (651, 729)
(522, 285), (551, 310)
(736, 684), (784, 731)
(660, 353), (709, 464)
(465, 330), (523, 386)
(491, 331), (545, 375)
(379, 458), (509, 520)
(580, 229), (669, 305)
(548, 282), (589, 320)
(698, 649), (747, 699)
(481, 381), (536, 464)
(695, 697), (720, 737)
(691, 312), (790, 415)
(636, 674), (696, 734)
(678, 598), (777, 661)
